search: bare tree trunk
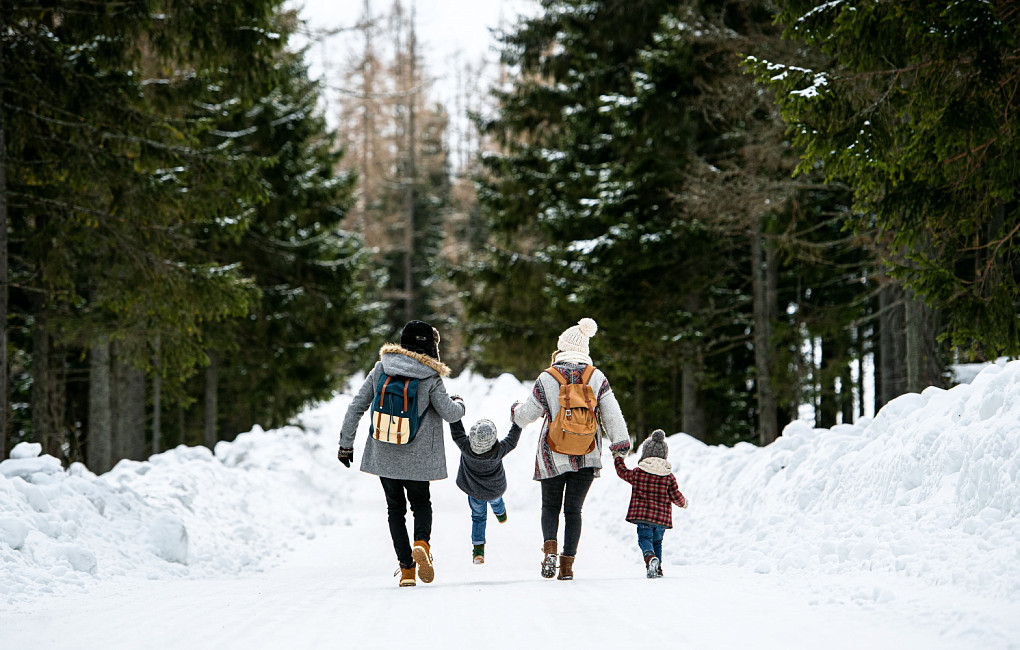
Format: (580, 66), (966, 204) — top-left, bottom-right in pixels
(681, 360), (706, 442)
(152, 337), (161, 455)
(839, 349), (854, 424)
(111, 347), (146, 462)
(817, 335), (837, 428)
(359, 0), (376, 232)
(904, 289), (943, 392)
(88, 340), (113, 473)
(402, 3), (417, 322)
(751, 220), (778, 445)
(31, 306), (63, 460)
(669, 356), (680, 434)
(633, 374), (645, 446)
(204, 349), (218, 449)
(681, 291), (707, 442)
(0, 20), (8, 461)
(878, 280), (906, 409)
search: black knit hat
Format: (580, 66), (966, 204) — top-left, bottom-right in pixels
(639, 429), (669, 461)
(400, 320), (439, 359)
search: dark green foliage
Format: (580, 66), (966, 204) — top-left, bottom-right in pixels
(1, 2), (380, 460)
(192, 46), (381, 439)
(748, 0), (1020, 358)
(465, 0), (769, 444)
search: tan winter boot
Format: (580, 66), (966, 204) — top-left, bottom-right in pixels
(396, 564), (416, 587)
(412, 540), (434, 583)
(541, 540), (558, 579)
(557, 554), (574, 580)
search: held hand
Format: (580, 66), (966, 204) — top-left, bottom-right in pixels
(338, 447), (354, 468)
(510, 401), (520, 420)
(681, 497), (689, 509)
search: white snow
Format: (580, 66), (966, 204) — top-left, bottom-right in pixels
(2, 363), (1020, 649)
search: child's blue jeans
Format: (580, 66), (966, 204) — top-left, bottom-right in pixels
(469, 495), (506, 545)
(636, 523), (666, 560)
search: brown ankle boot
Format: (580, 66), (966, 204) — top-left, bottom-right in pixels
(541, 540), (557, 579)
(412, 540), (434, 583)
(396, 563), (416, 587)
(558, 554), (574, 580)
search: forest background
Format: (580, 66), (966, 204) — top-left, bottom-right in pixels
(1, 0), (1017, 471)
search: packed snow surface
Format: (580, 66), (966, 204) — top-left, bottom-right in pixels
(2, 363), (1019, 649)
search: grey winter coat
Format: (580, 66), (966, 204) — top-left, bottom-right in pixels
(338, 344), (466, 481)
(449, 420), (522, 501)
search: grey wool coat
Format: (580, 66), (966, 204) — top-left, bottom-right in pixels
(338, 344), (466, 481)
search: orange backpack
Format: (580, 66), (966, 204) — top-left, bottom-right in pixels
(545, 365), (599, 455)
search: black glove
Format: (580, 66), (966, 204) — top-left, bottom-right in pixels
(338, 447), (354, 468)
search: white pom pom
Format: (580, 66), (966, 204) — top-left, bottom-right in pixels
(577, 317), (598, 337)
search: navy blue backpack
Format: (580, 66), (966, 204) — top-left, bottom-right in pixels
(369, 372), (422, 445)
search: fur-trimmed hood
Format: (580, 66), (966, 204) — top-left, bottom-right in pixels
(380, 343), (452, 378)
(637, 456), (673, 476)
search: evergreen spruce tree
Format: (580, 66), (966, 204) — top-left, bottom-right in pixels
(748, 0), (1020, 359)
(184, 42), (381, 443)
(469, 0), (868, 444)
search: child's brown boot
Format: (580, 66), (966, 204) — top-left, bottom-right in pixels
(472, 544), (485, 564)
(541, 540), (557, 578)
(557, 554), (574, 580)
(412, 540), (434, 583)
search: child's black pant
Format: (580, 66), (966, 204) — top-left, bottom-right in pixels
(380, 477), (432, 568)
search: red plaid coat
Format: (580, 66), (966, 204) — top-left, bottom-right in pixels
(614, 456), (686, 528)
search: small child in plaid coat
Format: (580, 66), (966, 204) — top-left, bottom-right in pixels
(613, 429), (687, 578)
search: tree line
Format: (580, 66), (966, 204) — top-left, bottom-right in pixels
(458, 0), (1020, 447)
(3, 0), (1017, 469)
(1, 1), (381, 469)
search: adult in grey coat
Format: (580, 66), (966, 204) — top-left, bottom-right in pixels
(337, 320), (465, 587)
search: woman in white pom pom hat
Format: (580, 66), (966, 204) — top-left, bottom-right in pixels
(511, 317), (631, 580)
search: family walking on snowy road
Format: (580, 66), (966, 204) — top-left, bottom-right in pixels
(337, 317), (687, 586)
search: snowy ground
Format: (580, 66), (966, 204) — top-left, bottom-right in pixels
(2, 364), (1019, 649)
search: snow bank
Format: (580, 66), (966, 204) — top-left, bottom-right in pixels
(0, 418), (347, 604)
(1, 361), (1019, 606)
(586, 360), (1020, 599)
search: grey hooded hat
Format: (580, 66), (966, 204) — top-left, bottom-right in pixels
(469, 419), (498, 455)
(639, 429), (669, 461)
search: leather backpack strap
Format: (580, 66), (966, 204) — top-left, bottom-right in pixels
(580, 365), (597, 410)
(545, 366), (568, 385)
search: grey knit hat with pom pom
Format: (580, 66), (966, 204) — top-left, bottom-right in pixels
(639, 429), (669, 461)
(469, 419), (498, 454)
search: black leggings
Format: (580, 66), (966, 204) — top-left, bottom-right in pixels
(380, 477), (432, 568)
(540, 468), (595, 557)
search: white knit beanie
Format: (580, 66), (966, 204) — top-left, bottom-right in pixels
(557, 318), (598, 356)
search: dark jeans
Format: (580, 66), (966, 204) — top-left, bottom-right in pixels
(636, 523), (666, 561)
(540, 467), (595, 557)
(380, 477), (432, 568)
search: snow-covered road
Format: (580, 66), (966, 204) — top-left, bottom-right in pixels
(3, 366), (1020, 649)
(4, 467), (1017, 650)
